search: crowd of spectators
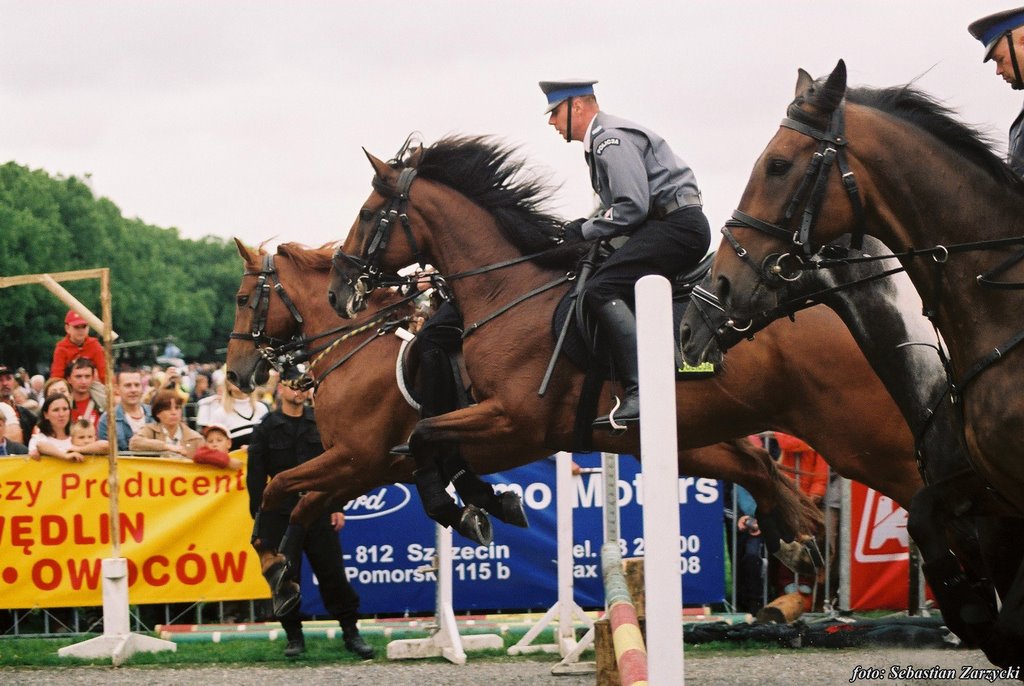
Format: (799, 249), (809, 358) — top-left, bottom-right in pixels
(0, 311), (279, 465)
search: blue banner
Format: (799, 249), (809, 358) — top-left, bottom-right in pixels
(299, 453), (724, 616)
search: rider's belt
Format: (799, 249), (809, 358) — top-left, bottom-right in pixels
(652, 191), (702, 219)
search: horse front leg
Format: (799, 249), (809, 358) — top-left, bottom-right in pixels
(409, 401), (523, 544)
(251, 490), (333, 617)
(909, 484), (998, 650)
(985, 554), (1024, 670)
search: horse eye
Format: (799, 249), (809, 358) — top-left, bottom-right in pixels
(360, 208), (375, 222)
(767, 158), (793, 176)
(236, 294), (248, 307)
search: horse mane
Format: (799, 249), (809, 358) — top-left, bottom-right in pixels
(275, 241), (410, 309)
(793, 81), (1024, 191)
(396, 135), (583, 268)
(276, 242), (335, 272)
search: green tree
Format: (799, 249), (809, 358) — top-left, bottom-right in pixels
(0, 162), (246, 372)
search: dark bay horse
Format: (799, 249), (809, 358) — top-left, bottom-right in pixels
(682, 234), (1022, 652)
(704, 60), (1024, 668)
(324, 136), (927, 544)
(226, 240), (810, 591)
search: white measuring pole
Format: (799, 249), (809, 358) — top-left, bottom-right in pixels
(635, 274), (684, 683)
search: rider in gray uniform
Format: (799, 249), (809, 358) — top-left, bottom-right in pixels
(540, 79), (711, 430)
(969, 6), (1024, 176)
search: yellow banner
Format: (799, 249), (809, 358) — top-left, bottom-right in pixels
(0, 452), (269, 609)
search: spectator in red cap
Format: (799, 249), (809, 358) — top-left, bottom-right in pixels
(50, 310), (107, 382)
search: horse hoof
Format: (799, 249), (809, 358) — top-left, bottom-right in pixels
(264, 559), (302, 617)
(273, 580), (302, 617)
(496, 491), (529, 528)
(456, 505), (493, 546)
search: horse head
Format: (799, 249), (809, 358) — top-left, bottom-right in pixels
(227, 238), (307, 392)
(328, 150), (426, 319)
(712, 59), (863, 323)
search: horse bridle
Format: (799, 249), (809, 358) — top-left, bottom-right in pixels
(229, 254), (306, 373)
(721, 100), (867, 287)
(332, 167), (426, 300)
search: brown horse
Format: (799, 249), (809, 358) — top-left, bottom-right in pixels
(705, 60), (1024, 668)
(324, 136), (924, 541)
(226, 240), (811, 606)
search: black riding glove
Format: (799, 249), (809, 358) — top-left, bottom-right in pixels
(561, 218), (587, 244)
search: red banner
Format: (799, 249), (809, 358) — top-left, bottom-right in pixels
(848, 481), (932, 609)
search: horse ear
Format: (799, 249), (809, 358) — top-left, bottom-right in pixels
(794, 68), (815, 98)
(406, 144), (424, 167)
(233, 237), (257, 264)
(364, 149), (392, 179)
(816, 59), (847, 114)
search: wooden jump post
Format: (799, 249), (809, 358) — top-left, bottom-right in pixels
(0, 267), (175, 663)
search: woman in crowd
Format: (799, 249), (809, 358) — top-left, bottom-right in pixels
(42, 376), (71, 400)
(129, 389), (203, 459)
(29, 393), (108, 461)
(196, 377), (268, 450)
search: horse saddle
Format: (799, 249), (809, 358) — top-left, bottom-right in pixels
(550, 251), (718, 380)
(395, 328), (474, 412)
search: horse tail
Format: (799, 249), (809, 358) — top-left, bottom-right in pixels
(726, 437), (822, 541)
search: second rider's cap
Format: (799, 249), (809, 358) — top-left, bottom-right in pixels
(539, 79), (597, 113)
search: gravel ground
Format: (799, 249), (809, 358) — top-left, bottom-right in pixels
(2, 647), (1019, 685)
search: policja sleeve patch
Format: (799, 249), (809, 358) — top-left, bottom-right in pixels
(595, 137), (620, 155)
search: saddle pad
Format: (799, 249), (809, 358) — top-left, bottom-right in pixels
(550, 291), (715, 381)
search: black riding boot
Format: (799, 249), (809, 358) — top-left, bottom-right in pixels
(592, 299), (641, 430)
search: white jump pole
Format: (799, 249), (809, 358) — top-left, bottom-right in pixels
(386, 488), (503, 664)
(509, 452), (594, 672)
(635, 274), (684, 683)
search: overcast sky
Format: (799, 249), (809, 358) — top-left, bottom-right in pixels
(2, 1), (1020, 253)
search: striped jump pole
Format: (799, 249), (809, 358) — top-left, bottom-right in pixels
(600, 540), (648, 685)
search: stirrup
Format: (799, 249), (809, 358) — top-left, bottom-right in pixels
(592, 395), (639, 432)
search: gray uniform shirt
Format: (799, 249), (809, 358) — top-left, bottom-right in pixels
(582, 112), (702, 239)
(1010, 100), (1024, 177)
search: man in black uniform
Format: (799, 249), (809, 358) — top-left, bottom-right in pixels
(539, 79), (711, 430)
(247, 384), (374, 659)
(969, 6), (1024, 176)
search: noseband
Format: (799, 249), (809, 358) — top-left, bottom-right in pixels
(332, 167), (425, 296)
(721, 101), (867, 285)
(229, 254), (305, 372)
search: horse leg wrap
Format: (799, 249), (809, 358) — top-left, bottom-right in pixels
(440, 451), (529, 528)
(279, 524), (305, 569)
(922, 551), (996, 647)
(413, 463), (465, 529)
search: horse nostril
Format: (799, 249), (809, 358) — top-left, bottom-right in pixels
(327, 290), (337, 307)
(715, 275), (732, 309)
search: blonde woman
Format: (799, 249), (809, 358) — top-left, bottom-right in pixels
(195, 379), (268, 450)
(130, 390), (203, 459)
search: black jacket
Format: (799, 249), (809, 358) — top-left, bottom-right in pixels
(246, 407), (324, 517)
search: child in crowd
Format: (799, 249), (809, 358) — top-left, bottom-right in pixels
(193, 424), (243, 470)
(69, 418), (96, 449)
